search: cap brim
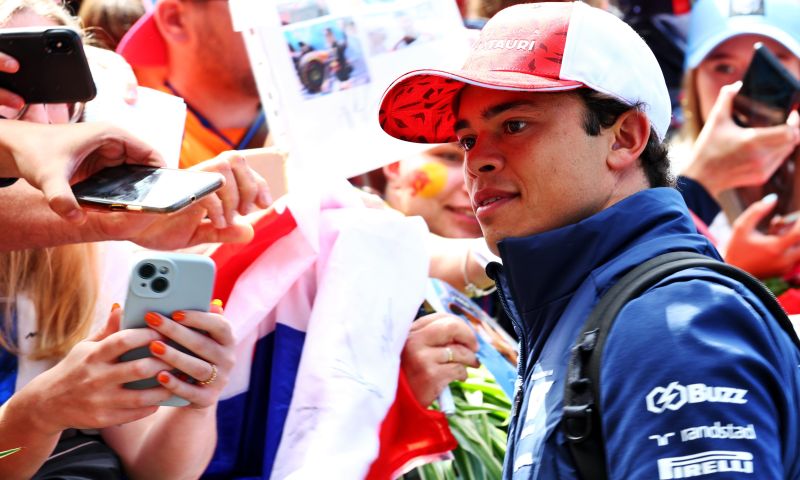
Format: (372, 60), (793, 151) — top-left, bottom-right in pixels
(116, 11), (168, 68)
(687, 23), (800, 69)
(379, 69), (583, 144)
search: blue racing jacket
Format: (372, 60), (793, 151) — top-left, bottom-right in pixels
(490, 187), (800, 480)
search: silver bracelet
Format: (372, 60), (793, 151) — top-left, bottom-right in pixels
(461, 243), (496, 298)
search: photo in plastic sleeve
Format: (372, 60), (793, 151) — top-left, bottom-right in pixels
(284, 17), (371, 98)
(277, 0), (331, 26)
(360, 2), (439, 56)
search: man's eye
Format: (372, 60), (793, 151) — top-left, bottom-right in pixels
(458, 136), (476, 151)
(504, 120), (527, 134)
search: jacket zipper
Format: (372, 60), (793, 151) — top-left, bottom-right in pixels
(494, 265), (528, 420)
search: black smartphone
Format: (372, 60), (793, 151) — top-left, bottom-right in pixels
(721, 43), (800, 228)
(0, 26), (96, 104)
(732, 43), (800, 128)
(71, 165), (224, 213)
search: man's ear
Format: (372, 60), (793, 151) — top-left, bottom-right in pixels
(154, 0), (190, 44)
(607, 109), (650, 171)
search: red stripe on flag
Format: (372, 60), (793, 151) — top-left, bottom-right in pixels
(672, 0), (691, 14)
(367, 372), (457, 479)
(210, 208), (298, 304)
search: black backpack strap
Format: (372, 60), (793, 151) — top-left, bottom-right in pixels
(561, 251), (800, 480)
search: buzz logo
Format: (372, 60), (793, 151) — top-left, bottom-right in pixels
(657, 450), (753, 479)
(645, 382), (748, 414)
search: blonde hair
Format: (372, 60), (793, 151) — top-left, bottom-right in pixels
(0, 0), (81, 30)
(0, 0), (98, 360)
(0, 245), (99, 360)
(678, 69), (703, 143)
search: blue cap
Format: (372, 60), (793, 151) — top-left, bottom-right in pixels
(686, 0), (800, 69)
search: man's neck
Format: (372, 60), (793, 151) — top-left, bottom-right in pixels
(166, 71), (260, 130)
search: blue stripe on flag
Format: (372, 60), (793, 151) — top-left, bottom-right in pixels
(203, 322), (306, 479)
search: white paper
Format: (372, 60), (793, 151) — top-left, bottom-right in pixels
(236, 0), (470, 180)
(83, 82), (186, 169)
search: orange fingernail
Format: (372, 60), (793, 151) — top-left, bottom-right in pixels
(157, 372), (170, 384)
(144, 312), (162, 327)
(211, 299), (224, 308)
(111, 303), (121, 313)
(149, 341), (166, 355)
(172, 311), (186, 322)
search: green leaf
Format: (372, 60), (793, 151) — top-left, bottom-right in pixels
(0, 447), (21, 459)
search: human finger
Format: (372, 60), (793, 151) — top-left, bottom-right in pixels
(415, 315), (479, 351)
(440, 343), (480, 368)
(199, 155), (238, 226)
(0, 52), (19, 73)
(170, 309), (234, 347)
(95, 327), (164, 361)
(0, 88), (24, 113)
(732, 193), (777, 234)
(706, 81), (741, 125)
(229, 155), (263, 213)
(112, 355), (173, 385)
(87, 303), (122, 342)
(184, 220), (255, 245)
(149, 340), (220, 387)
(38, 172), (86, 224)
(409, 312), (449, 332)
(155, 371), (217, 408)
(143, 312), (229, 368)
(197, 191), (226, 229)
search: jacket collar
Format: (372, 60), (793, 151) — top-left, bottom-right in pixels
(492, 188), (719, 318)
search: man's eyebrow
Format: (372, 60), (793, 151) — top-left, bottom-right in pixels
(454, 100), (542, 131)
(482, 100), (541, 120)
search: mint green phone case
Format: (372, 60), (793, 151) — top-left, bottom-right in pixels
(120, 252), (215, 407)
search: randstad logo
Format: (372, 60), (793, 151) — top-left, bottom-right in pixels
(475, 39), (536, 51)
(646, 382), (748, 414)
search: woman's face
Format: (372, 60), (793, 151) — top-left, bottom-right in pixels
(384, 143), (482, 238)
(695, 35), (800, 123)
(0, 10), (75, 124)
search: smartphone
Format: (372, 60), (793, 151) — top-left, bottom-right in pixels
(732, 43), (800, 128)
(120, 253), (216, 407)
(71, 164), (224, 213)
(0, 26), (96, 104)
(720, 43), (800, 225)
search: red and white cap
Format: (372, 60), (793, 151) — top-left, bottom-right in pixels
(379, 1), (671, 143)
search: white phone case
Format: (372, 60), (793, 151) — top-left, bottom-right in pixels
(120, 252), (215, 407)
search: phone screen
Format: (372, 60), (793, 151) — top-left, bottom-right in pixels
(72, 165), (223, 212)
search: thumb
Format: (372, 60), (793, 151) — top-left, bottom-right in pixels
(40, 175), (86, 224)
(733, 193), (777, 233)
(706, 81), (741, 126)
(88, 304), (122, 342)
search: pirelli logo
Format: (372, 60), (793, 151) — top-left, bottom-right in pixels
(657, 451), (753, 479)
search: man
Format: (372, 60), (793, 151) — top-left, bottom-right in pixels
(379, 2), (800, 479)
(116, 0), (266, 168)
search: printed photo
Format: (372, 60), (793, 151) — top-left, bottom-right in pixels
(360, 2), (439, 56)
(277, 0), (331, 26)
(284, 17), (371, 98)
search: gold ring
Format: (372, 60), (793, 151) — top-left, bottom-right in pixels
(445, 346), (454, 364)
(198, 363), (217, 386)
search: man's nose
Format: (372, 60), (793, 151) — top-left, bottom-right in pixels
(464, 140), (503, 177)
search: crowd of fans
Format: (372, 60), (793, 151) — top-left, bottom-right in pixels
(0, 0), (799, 478)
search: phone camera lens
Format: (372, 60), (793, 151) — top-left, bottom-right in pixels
(138, 263), (156, 279)
(45, 34), (73, 54)
(151, 277), (169, 293)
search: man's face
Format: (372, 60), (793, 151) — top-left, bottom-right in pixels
(455, 87), (615, 253)
(184, 0), (258, 96)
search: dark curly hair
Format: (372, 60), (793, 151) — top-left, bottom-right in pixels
(574, 88), (674, 188)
